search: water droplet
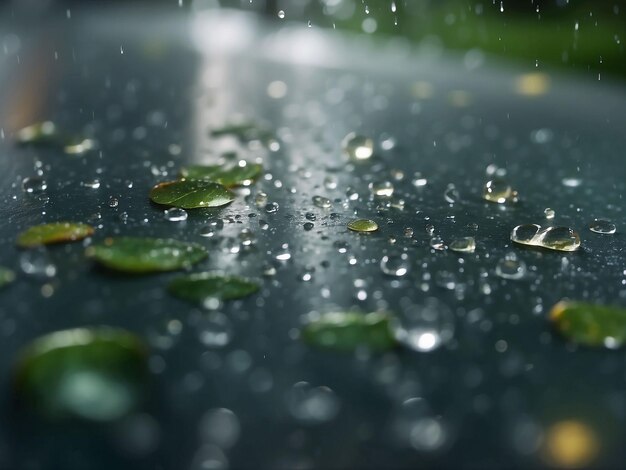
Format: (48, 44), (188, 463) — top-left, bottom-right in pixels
(369, 180), (394, 198)
(380, 253), (410, 277)
(341, 133), (374, 161)
(20, 249), (57, 278)
(164, 208), (188, 222)
(412, 173), (428, 187)
(108, 197), (119, 208)
(443, 184), (460, 204)
(277, 10), (285, 19)
(238, 228), (255, 247)
(22, 177), (47, 194)
(483, 179), (518, 204)
(347, 219), (378, 232)
(562, 177), (582, 188)
(198, 408), (240, 449)
(391, 298), (455, 352)
(303, 222), (314, 231)
(264, 202), (279, 213)
(544, 208), (555, 219)
(429, 236), (447, 251)
(589, 219), (616, 234)
(511, 224), (581, 252)
(287, 382), (340, 424)
(495, 253), (527, 280)
(82, 179), (101, 189)
(449, 236), (476, 253)
(323, 176), (338, 190)
(254, 192), (268, 206)
(198, 312), (232, 348)
(312, 195), (332, 209)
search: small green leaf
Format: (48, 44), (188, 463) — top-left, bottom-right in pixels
(149, 180), (234, 209)
(86, 237), (207, 273)
(301, 311), (397, 352)
(550, 300), (626, 348)
(168, 273), (260, 304)
(14, 327), (148, 422)
(180, 162), (263, 187)
(347, 219), (379, 232)
(0, 267), (16, 288)
(17, 222), (94, 248)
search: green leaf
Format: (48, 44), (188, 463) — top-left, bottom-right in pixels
(14, 327), (148, 422)
(301, 311), (397, 352)
(550, 300), (626, 348)
(347, 219), (379, 232)
(86, 237), (207, 273)
(180, 162), (263, 187)
(149, 180), (234, 209)
(0, 267), (15, 288)
(16, 222), (94, 248)
(168, 273), (260, 304)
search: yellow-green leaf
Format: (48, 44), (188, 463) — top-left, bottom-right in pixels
(550, 300), (626, 349)
(86, 237), (207, 273)
(17, 222), (94, 248)
(149, 180), (234, 209)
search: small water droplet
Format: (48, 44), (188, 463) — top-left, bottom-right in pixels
(483, 179), (518, 204)
(341, 133), (374, 161)
(82, 179), (101, 189)
(391, 298), (455, 352)
(429, 236), (447, 251)
(380, 253), (410, 277)
(108, 197), (119, 208)
(198, 312), (232, 348)
(412, 173), (428, 187)
(22, 177), (47, 194)
(254, 192), (268, 206)
(264, 202), (279, 214)
(544, 208), (555, 219)
(589, 219), (616, 234)
(443, 184), (460, 204)
(303, 222), (314, 231)
(495, 253), (527, 280)
(562, 177), (582, 188)
(369, 180), (394, 198)
(164, 208), (188, 222)
(277, 10), (285, 19)
(312, 195), (332, 209)
(449, 236), (476, 253)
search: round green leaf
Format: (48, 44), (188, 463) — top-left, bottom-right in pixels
(0, 267), (16, 288)
(16, 222), (94, 248)
(301, 311), (397, 352)
(149, 180), (234, 209)
(14, 327), (148, 422)
(86, 237), (207, 273)
(180, 162), (263, 187)
(550, 300), (626, 349)
(168, 273), (260, 304)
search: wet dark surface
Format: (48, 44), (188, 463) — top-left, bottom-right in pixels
(0, 6), (625, 470)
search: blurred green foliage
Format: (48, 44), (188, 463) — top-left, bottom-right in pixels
(220, 0), (625, 79)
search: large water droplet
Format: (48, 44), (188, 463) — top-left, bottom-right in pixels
(312, 195), (332, 209)
(511, 224), (581, 252)
(449, 237), (476, 253)
(341, 133), (374, 161)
